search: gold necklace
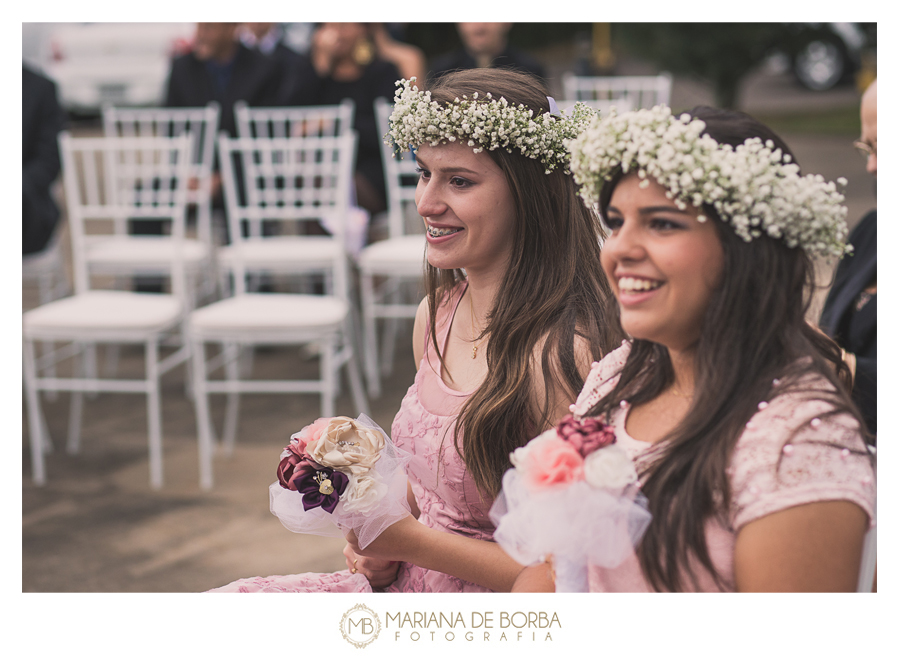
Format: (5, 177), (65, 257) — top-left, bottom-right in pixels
(468, 289), (485, 359)
(670, 384), (693, 399)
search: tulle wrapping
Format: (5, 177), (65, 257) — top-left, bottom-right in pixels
(490, 468), (652, 592)
(269, 414), (412, 549)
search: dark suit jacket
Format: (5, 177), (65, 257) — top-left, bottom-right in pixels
(284, 58), (401, 204)
(164, 44), (283, 137)
(820, 210), (877, 437)
(429, 45), (546, 83)
(23, 65), (65, 255)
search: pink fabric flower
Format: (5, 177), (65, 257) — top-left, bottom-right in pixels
(299, 417), (331, 453)
(519, 433), (585, 490)
(556, 415), (616, 457)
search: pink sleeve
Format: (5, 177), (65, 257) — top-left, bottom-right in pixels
(728, 389), (876, 532)
(572, 341), (632, 418)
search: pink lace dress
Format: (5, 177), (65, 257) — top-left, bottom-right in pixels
(209, 284), (496, 593)
(574, 343), (876, 592)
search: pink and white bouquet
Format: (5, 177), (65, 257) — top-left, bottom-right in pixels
(490, 415), (651, 591)
(270, 414), (410, 549)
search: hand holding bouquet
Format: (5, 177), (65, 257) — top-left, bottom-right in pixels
(270, 414), (410, 549)
(490, 415), (651, 591)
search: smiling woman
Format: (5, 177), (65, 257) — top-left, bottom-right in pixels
(601, 174), (724, 354)
(510, 105), (875, 593)
(414, 141), (518, 280)
(208, 68), (623, 594)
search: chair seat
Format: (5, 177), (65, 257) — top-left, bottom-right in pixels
(217, 236), (342, 271)
(23, 290), (183, 340)
(188, 293), (349, 339)
(357, 235), (426, 273)
(86, 236), (209, 268)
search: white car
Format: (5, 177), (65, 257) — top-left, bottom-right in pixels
(27, 22), (195, 114)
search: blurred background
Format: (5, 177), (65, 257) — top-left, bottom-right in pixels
(22, 22), (877, 592)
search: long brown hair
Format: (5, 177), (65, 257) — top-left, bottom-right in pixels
(587, 106), (870, 591)
(422, 69), (623, 498)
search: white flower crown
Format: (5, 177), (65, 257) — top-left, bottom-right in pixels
(386, 78), (597, 174)
(567, 105), (851, 259)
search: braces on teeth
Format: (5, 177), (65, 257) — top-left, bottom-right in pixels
(427, 226), (462, 237)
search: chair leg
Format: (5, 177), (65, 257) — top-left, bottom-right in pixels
(360, 271), (382, 399)
(222, 342), (241, 455)
(191, 338), (215, 490)
(39, 339), (59, 402)
(66, 343), (87, 454)
(382, 315), (400, 378)
(66, 390), (84, 454)
(83, 342), (99, 399)
(23, 339), (47, 485)
(145, 339), (164, 489)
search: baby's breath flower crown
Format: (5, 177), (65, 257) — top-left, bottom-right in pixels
(567, 105), (851, 259)
(386, 77), (596, 174)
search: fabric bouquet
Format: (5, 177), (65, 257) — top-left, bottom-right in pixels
(270, 414), (410, 549)
(490, 415), (652, 592)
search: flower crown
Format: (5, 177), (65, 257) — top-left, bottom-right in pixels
(567, 105), (851, 258)
(386, 77), (597, 174)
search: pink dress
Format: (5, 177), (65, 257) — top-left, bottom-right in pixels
(209, 284), (496, 593)
(573, 342), (876, 592)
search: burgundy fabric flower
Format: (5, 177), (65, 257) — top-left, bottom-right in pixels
(277, 444), (319, 491)
(556, 414), (616, 457)
(295, 467), (349, 513)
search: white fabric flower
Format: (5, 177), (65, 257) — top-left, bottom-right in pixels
(583, 444), (637, 492)
(341, 474), (388, 513)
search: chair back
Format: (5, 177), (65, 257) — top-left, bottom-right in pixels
(234, 100), (355, 139)
(58, 132), (192, 297)
(375, 96), (421, 239)
(562, 73), (673, 110)
(217, 132), (358, 298)
(556, 96), (635, 116)
(101, 103), (220, 245)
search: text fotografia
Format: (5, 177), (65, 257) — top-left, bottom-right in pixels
(386, 611), (561, 642)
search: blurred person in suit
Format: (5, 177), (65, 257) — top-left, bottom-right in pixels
(23, 65), (65, 256)
(819, 79), (877, 439)
(239, 22), (320, 105)
(156, 22), (286, 260)
(166, 22), (284, 137)
(429, 23), (545, 82)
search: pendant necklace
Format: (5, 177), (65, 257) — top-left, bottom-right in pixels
(469, 289), (485, 359)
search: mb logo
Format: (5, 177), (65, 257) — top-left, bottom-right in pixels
(340, 604), (382, 648)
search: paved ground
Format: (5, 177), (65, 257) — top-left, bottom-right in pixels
(21, 57), (875, 592)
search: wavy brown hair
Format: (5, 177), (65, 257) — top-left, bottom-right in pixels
(586, 106), (871, 591)
(421, 68), (623, 498)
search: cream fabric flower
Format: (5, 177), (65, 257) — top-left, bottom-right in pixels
(307, 417), (385, 476)
(341, 474), (388, 514)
